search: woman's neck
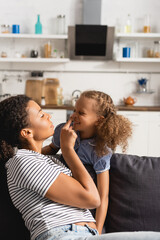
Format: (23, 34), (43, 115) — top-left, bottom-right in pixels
(20, 141), (42, 153)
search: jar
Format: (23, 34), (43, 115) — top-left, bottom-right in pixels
(56, 15), (65, 34)
(143, 15), (151, 33)
(1, 51), (7, 58)
(44, 41), (52, 58)
(1, 24), (10, 33)
(147, 43), (154, 58)
(154, 41), (160, 58)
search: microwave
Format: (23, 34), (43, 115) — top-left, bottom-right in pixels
(68, 25), (115, 60)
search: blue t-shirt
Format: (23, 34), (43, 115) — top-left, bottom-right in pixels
(52, 123), (112, 174)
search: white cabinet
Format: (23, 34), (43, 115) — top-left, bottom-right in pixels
(42, 109), (67, 146)
(148, 112), (160, 156)
(116, 111), (160, 157)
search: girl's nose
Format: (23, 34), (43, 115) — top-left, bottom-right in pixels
(70, 112), (76, 120)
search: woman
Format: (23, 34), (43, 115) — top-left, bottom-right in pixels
(0, 95), (159, 240)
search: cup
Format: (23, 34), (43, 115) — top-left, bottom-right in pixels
(30, 50), (38, 58)
(12, 25), (20, 34)
(123, 47), (131, 58)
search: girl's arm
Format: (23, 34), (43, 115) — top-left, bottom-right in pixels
(42, 143), (59, 155)
(95, 170), (109, 234)
(45, 119), (100, 209)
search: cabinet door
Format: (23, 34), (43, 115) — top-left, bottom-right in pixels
(148, 112), (160, 157)
(42, 109), (67, 146)
(116, 111), (148, 156)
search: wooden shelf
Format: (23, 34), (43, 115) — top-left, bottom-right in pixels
(0, 33), (68, 39)
(0, 57), (70, 63)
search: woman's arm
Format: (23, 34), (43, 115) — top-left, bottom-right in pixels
(42, 143), (59, 155)
(45, 119), (100, 209)
(95, 170), (109, 234)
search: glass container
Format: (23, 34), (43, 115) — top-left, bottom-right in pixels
(1, 24), (10, 33)
(143, 14), (151, 33)
(154, 41), (160, 58)
(56, 15), (65, 34)
(44, 41), (52, 58)
(124, 14), (132, 33)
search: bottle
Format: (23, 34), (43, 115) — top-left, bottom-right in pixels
(125, 14), (132, 33)
(35, 14), (42, 34)
(44, 41), (52, 58)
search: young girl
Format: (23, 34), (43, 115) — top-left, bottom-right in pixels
(42, 90), (132, 234)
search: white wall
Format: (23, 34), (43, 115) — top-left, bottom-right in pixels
(0, 0), (160, 107)
(101, 0), (160, 32)
(0, 0), (83, 34)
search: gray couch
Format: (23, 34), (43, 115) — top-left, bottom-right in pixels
(1, 153), (160, 239)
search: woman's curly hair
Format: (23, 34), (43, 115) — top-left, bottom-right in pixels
(0, 95), (31, 164)
(81, 91), (132, 156)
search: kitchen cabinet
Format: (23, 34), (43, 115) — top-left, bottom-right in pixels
(115, 33), (160, 63)
(0, 33), (69, 64)
(148, 112), (160, 156)
(42, 109), (67, 146)
(116, 111), (160, 157)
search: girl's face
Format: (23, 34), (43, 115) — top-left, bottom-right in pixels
(71, 96), (99, 139)
(27, 100), (54, 141)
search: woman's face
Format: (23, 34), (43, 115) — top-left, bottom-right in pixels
(26, 100), (54, 141)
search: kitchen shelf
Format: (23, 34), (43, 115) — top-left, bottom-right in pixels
(0, 33), (68, 39)
(0, 57), (70, 63)
(115, 58), (160, 62)
(134, 90), (155, 94)
(115, 33), (160, 39)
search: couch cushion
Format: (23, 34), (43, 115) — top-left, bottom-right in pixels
(105, 153), (160, 232)
(0, 162), (30, 240)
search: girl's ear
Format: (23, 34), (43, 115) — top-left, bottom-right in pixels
(95, 116), (104, 126)
(20, 128), (33, 139)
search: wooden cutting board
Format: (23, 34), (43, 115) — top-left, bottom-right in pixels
(25, 79), (42, 104)
(43, 78), (60, 105)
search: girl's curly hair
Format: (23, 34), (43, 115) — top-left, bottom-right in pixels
(0, 95), (31, 164)
(81, 91), (132, 156)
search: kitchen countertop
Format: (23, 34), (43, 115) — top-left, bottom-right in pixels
(41, 104), (160, 111)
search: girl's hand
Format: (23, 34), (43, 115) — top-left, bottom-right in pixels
(60, 118), (77, 151)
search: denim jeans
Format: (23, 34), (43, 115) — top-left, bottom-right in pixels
(36, 227), (160, 240)
(35, 224), (98, 240)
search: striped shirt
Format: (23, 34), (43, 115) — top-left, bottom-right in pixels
(5, 149), (95, 240)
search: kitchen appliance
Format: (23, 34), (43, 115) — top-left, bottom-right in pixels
(83, 0), (102, 25)
(71, 90), (81, 106)
(68, 25), (115, 60)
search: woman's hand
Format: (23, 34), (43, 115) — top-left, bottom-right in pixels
(60, 119), (77, 152)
